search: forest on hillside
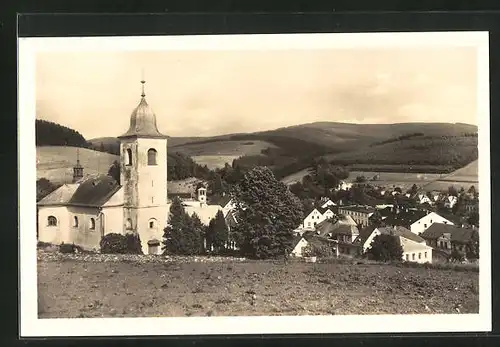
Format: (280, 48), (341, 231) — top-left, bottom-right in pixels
(36, 119), (89, 147)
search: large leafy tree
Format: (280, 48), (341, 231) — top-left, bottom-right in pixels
(107, 160), (120, 184)
(231, 166), (304, 259)
(162, 197), (204, 255)
(367, 234), (403, 262)
(206, 210), (229, 254)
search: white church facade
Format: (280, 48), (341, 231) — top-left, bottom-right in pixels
(37, 80), (228, 254)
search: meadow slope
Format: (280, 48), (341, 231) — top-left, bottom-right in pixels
(37, 146), (119, 184)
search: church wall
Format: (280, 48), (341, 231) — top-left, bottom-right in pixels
(66, 206), (102, 251)
(101, 205), (124, 236)
(38, 206), (70, 245)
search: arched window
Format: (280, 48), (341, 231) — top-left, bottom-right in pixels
(147, 148), (157, 165)
(73, 216), (79, 227)
(89, 218), (96, 230)
(149, 218), (157, 229)
(126, 148), (132, 166)
(47, 216), (57, 226)
(126, 218), (133, 230)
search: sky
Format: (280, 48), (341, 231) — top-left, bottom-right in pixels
(35, 47), (478, 139)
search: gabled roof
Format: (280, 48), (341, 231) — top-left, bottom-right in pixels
(420, 223), (476, 243)
(355, 225), (377, 244)
(338, 205), (375, 214)
(383, 209), (429, 228)
(377, 226), (425, 244)
(209, 194), (232, 208)
(68, 175), (121, 207)
(37, 183), (79, 206)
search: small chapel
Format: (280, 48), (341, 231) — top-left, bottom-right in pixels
(37, 79), (229, 254)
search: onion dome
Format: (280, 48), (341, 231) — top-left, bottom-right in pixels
(118, 79), (167, 139)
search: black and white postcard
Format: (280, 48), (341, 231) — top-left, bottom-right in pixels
(18, 31), (491, 336)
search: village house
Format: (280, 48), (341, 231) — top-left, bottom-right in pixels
(383, 208), (454, 235)
(337, 205), (375, 227)
(319, 197), (337, 208)
(443, 195), (458, 209)
(420, 223), (478, 256)
(290, 234), (336, 258)
(357, 225), (433, 264)
(37, 80), (230, 254)
(298, 206), (336, 232)
(415, 192), (433, 205)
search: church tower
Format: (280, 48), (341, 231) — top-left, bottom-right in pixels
(117, 78), (168, 254)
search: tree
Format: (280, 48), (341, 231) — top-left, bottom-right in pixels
(369, 211), (384, 227)
(231, 166), (304, 259)
(468, 185), (477, 196)
(36, 178), (58, 202)
(162, 197), (204, 255)
(466, 229), (479, 260)
(448, 185), (458, 197)
(211, 173), (225, 195)
(206, 210), (229, 254)
(356, 175), (367, 183)
(409, 184), (418, 195)
(107, 160), (120, 184)
(467, 211), (479, 227)
(100, 142), (105, 152)
(366, 234), (403, 262)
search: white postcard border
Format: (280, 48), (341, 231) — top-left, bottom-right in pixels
(18, 31), (491, 336)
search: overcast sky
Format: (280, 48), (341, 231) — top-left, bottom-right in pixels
(35, 47), (478, 139)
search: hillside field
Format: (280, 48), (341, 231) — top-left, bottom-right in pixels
(37, 146), (119, 184)
(37, 251), (479, 318)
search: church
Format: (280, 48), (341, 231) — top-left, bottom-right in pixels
(37, 80), (230, 254)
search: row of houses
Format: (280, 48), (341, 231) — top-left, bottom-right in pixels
(291, 200), (479, 264)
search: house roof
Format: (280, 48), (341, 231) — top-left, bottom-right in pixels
(355, 225), (377, 244)
(315, 220), (359, 238)
(181, 202), (224, 225)
(383, 209), (429, 228)
(118, 95), (168, 139)
(338, 205), (375, 214)
(377, 226), (425, 244)
(67, 175), (121, 207)
(37, 183), (80, 206)
(209, 194), (233, 208)
(399, 236), (432, 252)
(420, 223), (475, 243)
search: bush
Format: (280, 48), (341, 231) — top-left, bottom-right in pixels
(59, 243), (76, 254)
(366, 234), (404, 262)
(303, 242), (334, 258)
(100, 233), (143, 254)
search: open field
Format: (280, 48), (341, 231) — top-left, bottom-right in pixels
(37, 251), (478, 318)
(37, 146), (119, 184)
(346, 171), (443, 191)
(172, 140), (276, 157)
(191, 155), (240, 170)
(281, 168), (314, 185)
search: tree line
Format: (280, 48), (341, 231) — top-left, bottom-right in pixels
(36, 119), (89, 148)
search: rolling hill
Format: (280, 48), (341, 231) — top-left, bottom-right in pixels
(88, 121), (477, 174)
(37, 146), (119, 184)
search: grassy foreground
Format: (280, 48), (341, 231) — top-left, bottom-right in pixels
(37, 251), (479, 318)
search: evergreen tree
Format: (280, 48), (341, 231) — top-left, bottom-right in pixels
(231, 166), (304, 259)
(206, 210), (229, 254)
(163, 197), (202, 255)
(367, 234), (403, 262)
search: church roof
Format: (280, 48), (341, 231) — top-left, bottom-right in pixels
(37, 184), (80, 206)
(68, 175), (121, 207)
(118, 80), (167, 139)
